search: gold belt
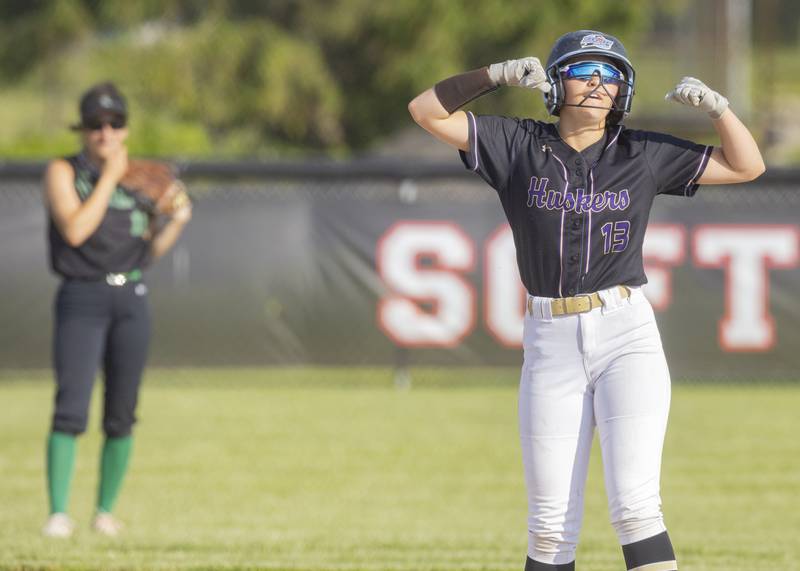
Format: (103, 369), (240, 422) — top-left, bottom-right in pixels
(528, 285), (632, 317)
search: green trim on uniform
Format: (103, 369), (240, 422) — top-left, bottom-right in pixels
(129, 209), (149, 237)
(109, 187), (137, 209)
(75, 172), (94, 201)
(97, 436), (133, 513)
(72, 161), (138, 210)
(47, 431), (77, 514)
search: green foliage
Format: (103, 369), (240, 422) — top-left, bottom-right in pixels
(0, 0), (92, 79)
(88, 16), (345, 152)
(0, 0), (741, 157)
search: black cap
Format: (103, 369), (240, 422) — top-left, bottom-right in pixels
(72, 82), (128, 130)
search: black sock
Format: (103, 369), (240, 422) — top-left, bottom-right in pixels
(524, 556), (575, 571)
(622, 531), (677, 570)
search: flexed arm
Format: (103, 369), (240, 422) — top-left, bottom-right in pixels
(665, 77), (765, 184)
(408, 58), (551, 152)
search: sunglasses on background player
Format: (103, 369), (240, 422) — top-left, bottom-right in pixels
(559, 61), (625, 85)
(83, 117), (127, 131)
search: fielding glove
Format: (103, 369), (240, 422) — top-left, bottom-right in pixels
(120, 160), (190, 216)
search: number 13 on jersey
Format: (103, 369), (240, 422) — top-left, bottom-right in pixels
(600, 220), (630, 254)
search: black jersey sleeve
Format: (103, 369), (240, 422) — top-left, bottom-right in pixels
(643, 132), (713, 197)
(459, 112), (529, 194)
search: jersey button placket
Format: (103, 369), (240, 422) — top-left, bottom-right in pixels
(568, 158), (586, 296)
(566, 204), (582, 296)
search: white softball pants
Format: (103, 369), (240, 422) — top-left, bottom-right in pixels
(519, 286), (671, 566)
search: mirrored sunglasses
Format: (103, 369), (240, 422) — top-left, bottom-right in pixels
(559, 61), (624, 85)
(84, 117), (127, 131)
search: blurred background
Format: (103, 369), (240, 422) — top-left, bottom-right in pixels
(0, 0), (798, 160)
(1, 0), (798, 378)
(1, 2), (799, 570)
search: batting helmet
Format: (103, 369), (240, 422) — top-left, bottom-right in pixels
(544, 30), (635, 125)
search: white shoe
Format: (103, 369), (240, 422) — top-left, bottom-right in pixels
(42, 513), (75, 538)
(91, 512), (124, 537)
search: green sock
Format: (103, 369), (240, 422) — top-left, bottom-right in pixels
(97, 435), (133, 513)
(47, 431), (77, 515)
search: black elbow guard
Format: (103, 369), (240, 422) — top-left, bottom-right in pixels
(433, 67), (497, 114)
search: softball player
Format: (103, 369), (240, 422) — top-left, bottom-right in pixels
(408, 30), (764, 570)
(41, 83), (191, 537)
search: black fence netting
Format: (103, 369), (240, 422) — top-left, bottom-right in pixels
(1, 161), (799, 380)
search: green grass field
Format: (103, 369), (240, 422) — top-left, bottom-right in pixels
(1, 368), (798, 571)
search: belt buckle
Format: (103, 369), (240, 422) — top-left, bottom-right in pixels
(106, 273), (127, 286)
(551, 297), (567, 316)
(574, 292), (597, 313)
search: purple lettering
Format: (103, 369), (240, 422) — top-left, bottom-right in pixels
(605, 189), (630, 210)
(562, 189), (576, 211)
(526, 177), (548, 208)
(527, 184), (630, 214)
(618, 189), (630, 209)
(601, 220), (630, 254)
(574, 188), (592, 214)
(590, 192), (607, 212)
(546, 189), (565, 210)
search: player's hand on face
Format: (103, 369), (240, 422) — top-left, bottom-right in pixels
(664, 76), (729, 119)
(102, 146), (129, 183)
(489, 57), (552, 93)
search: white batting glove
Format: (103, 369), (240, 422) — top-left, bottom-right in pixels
(488, 57), (552, 93)
(665, 76), (729, 119)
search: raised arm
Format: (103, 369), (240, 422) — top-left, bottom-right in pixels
(44, 148), (128, 247)
(407, 89), (469, 152)
(665, 77), (765, 184)
(408, 58), (552, 152)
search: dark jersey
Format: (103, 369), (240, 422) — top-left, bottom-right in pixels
(48, 153), (152, 279)
(459, 112), (712, 297)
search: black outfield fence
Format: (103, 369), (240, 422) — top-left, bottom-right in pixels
(1, 160), (799, 380)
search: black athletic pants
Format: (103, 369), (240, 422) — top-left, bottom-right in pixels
(51, 279), (150, 437)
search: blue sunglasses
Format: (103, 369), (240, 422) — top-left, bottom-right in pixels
(559, 61), (624, 85)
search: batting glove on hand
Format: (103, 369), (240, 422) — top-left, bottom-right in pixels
(488, 57), (552, 93)
(665, 76), (729, 119)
